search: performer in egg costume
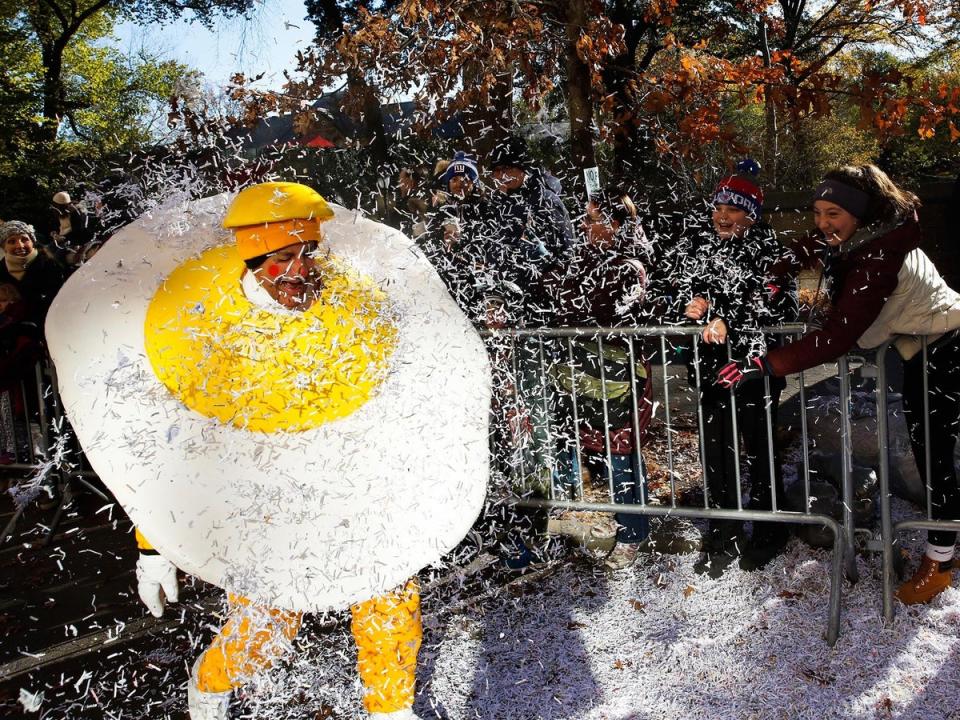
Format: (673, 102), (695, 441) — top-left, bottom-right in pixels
(136, 183), (423, 720)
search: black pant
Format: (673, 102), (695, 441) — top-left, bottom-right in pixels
(700, 379), (784, 514)
(902, 331), (960, 547)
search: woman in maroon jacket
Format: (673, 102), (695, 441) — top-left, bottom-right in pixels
(716, 164), (960, 604)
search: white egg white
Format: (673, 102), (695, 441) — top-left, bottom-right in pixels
(46, 195), (491, 612)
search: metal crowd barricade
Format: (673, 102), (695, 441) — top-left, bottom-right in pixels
(5, 331), (948, 639)
(875, 338), (960, 624)
(0, 356), (108, 547)
(482, 323), (856, 645)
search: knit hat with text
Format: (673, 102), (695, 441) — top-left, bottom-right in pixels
(442, 151), (479, 184)
(712, 159), (763, 220)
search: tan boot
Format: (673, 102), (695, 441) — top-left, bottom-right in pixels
(896, 555), (953, 605)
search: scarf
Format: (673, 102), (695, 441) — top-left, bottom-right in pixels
(4, 249), (38, 281)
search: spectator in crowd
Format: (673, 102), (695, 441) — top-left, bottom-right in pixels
(421, 151), (488, 321)
(74, 240), (102, 267)
(45, 191), (94, 262)
(470, 137), (575, 568)
(89, 170), (140, 242)
(483, 135), (575, 327)
(718, 164), (960, 603)
(674, 162), (795, 577)
(0, 221), (68, 325)
(0, 284), (41, 468)
(546, 191), (654, 571)
(378, 166), (431, 239)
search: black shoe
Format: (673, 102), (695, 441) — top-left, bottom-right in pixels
(37, 483), (61, 511)
(694, 520), (743, 578)
(739, 523), (791, 571)
(694, 549), (739, 578)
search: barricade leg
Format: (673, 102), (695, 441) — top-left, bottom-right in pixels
(827, 520), (844, 645)
(876, 346), (897, 623)
(837, 357), (860, 584)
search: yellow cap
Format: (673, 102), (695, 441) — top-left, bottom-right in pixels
(223, 182), (335, 260)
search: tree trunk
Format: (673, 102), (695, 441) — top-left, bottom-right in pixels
(32, 0), (65, 149)
(565, 0), (595, 173)
(459, 4), (514, 159)
(39, 42), (64, 146)
(346, 69), (389, 173)
(460, 66), (514, 159)
(758, 15), (780, 188)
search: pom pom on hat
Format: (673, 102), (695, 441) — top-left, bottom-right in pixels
(736, 158), (762, 177)
(442, 151), (479, 185)
(713, 159), (764, 220)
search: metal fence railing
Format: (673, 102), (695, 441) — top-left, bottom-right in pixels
(876, 336), (960, 623)
(0, 357), (107, 547)
(480, 324), (922, 646)
(3, 328), (956, 645)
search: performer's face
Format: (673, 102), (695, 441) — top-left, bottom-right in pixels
(253, 241), (323, 311)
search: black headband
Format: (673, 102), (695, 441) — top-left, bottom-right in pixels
(812, 179), (871, 220)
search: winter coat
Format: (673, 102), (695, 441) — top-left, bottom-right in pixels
(480, 177), (575, 326)
(46, 204), (93, 249)
(544, 225), (653, 454)
(0, 253), (68, 326)
(0, 302), (41, 389)
(420, 193), (491, 323)
(649, 208), (796, 375)
(765, 218), (960, 374)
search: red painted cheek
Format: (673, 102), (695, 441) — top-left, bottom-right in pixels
(267, 265), (281, 277)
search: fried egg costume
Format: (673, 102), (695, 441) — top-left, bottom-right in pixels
(45, 183), (491, 719)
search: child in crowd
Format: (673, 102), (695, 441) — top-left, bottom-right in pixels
(669, 162), (796, 576)
(547, 192), (653, 570)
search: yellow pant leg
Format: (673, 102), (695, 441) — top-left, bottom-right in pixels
(351, 579), (422, 714)
(134, 527), (154, 551)
(195, 594), (303, 693)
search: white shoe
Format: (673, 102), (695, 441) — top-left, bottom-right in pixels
(370, 710), (422, 719)
(603, 542), (641, 571)
(187, 656), (231, 720)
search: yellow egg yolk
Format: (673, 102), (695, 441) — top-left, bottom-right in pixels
(144, 244), (397, 432)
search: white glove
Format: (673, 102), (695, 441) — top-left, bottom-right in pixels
(136, 553), (179, 618)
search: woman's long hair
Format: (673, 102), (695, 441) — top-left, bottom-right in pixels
(824, 164), (920, 225)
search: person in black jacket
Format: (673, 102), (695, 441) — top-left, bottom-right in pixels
(474, 138), (575, 568)
(420, 151), (489, 323)
(482, 136), (575, 328)
(0, 221), (68, 326)
(546, 192), (653, 571)
(46, 191), (94, 263)
(675, 165), (796, 576)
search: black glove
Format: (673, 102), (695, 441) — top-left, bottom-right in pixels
(716, 356), (770, 388)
